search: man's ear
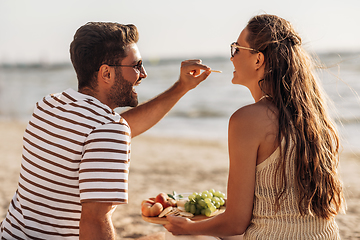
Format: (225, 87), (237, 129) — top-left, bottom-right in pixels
(98, 64), (112, 84)
(255, 52), (265, 70)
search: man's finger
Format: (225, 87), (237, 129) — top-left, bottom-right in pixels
(181, 59), (202, 65)
(197, 69), (211, 81)
(183, 63), (210, 73)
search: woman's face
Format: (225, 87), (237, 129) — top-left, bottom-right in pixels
(231, 28), (260, 87)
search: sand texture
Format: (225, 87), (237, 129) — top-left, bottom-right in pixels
(0, 121), (359, 239)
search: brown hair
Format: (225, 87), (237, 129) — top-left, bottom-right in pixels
(70, 22), (139, 90)
(246, 14), (344, 219)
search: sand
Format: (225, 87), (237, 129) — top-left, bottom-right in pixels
(0, 121), (359, 239)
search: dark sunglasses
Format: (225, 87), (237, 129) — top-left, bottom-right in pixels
(231, 42), (259, 57)
(108, 60), (143, 72)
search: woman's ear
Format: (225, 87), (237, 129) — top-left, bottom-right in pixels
(255, 52), (265, 70)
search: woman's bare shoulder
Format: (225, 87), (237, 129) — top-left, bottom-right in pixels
(229, 101), (278, 141)
(229, 101), (279, 163)
(231, 101), (277, 123)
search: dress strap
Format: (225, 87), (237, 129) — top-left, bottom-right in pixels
(259, 95), (270, 101)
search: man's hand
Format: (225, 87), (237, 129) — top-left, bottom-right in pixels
(79, 202), (117, 240)
(178, 59), (211, 92)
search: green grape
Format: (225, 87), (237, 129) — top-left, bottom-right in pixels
(198, 199), (207, 208)
(195, 208), (201, 215)
(201, 192), (207, 199)
(188, 194), (195, 201)
(206, 201), (216, 211)
(201, 209), (206, 215)
(212, 197), (220, 204)
(185, 202), (190, 212)
(190, 204), (196, 214)
(195, 194), (202, 201)
(207, 201), (215, 209)
(202, 190), (209, 195)
(202, 191), (211, 199)
(214, 191), (226, 199)
(184, 189), (226, 216)
(204, 208), (212, 217)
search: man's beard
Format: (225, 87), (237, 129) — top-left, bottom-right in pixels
(108, 70), (139, 108)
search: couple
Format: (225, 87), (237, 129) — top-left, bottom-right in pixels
(0, 14), (344, 240)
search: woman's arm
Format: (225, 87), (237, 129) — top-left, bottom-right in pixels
(165, 105), (263, 237)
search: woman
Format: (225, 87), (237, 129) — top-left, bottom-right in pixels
(164, 14), (345, 239)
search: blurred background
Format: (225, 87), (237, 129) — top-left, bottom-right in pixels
(0, 0), (359, 152)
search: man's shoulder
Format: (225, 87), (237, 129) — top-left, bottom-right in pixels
(92, 118), (131, 134)
(35, 88), (129, 132)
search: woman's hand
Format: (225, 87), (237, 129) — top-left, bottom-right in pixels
(164, 215), (193, 236)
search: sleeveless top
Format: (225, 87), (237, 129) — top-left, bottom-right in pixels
(243, 141), (340, 239)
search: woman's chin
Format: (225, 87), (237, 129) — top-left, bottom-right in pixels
(231, 76), (240, 84)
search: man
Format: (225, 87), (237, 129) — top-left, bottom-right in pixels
(0, 22), (211, 239)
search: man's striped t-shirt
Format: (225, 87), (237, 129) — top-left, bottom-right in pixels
(0, 88), (131, 239)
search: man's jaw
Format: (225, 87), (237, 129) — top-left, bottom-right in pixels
(132, 78), (142, 95)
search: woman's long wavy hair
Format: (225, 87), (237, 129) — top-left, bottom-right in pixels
(246, 14), (344, 219)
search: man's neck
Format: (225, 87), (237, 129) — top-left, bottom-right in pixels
(78, 87), (98, 98)
(79, 87), (115, 110)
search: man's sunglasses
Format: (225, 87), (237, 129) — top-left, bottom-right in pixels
(108, 60), (143, 72)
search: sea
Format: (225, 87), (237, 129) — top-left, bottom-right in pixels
(0, 52), (359, 153)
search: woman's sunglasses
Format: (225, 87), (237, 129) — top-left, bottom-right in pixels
(231, 42), (259, 57)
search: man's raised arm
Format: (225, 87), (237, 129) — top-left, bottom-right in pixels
(121, 59), (211, 137)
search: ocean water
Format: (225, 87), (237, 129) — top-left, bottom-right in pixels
(0, 53), (359, 152)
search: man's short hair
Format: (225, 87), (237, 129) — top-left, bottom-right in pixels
(70, 22), (139, 90)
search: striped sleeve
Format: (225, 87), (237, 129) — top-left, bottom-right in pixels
(79, 121), (131, 204)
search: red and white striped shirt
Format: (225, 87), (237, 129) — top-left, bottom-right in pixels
(0, 88), (131, 239)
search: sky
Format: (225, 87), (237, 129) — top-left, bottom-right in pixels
(0, 0), (359, 64)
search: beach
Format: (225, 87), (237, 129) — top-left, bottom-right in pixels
(0, 120), (359, 239)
